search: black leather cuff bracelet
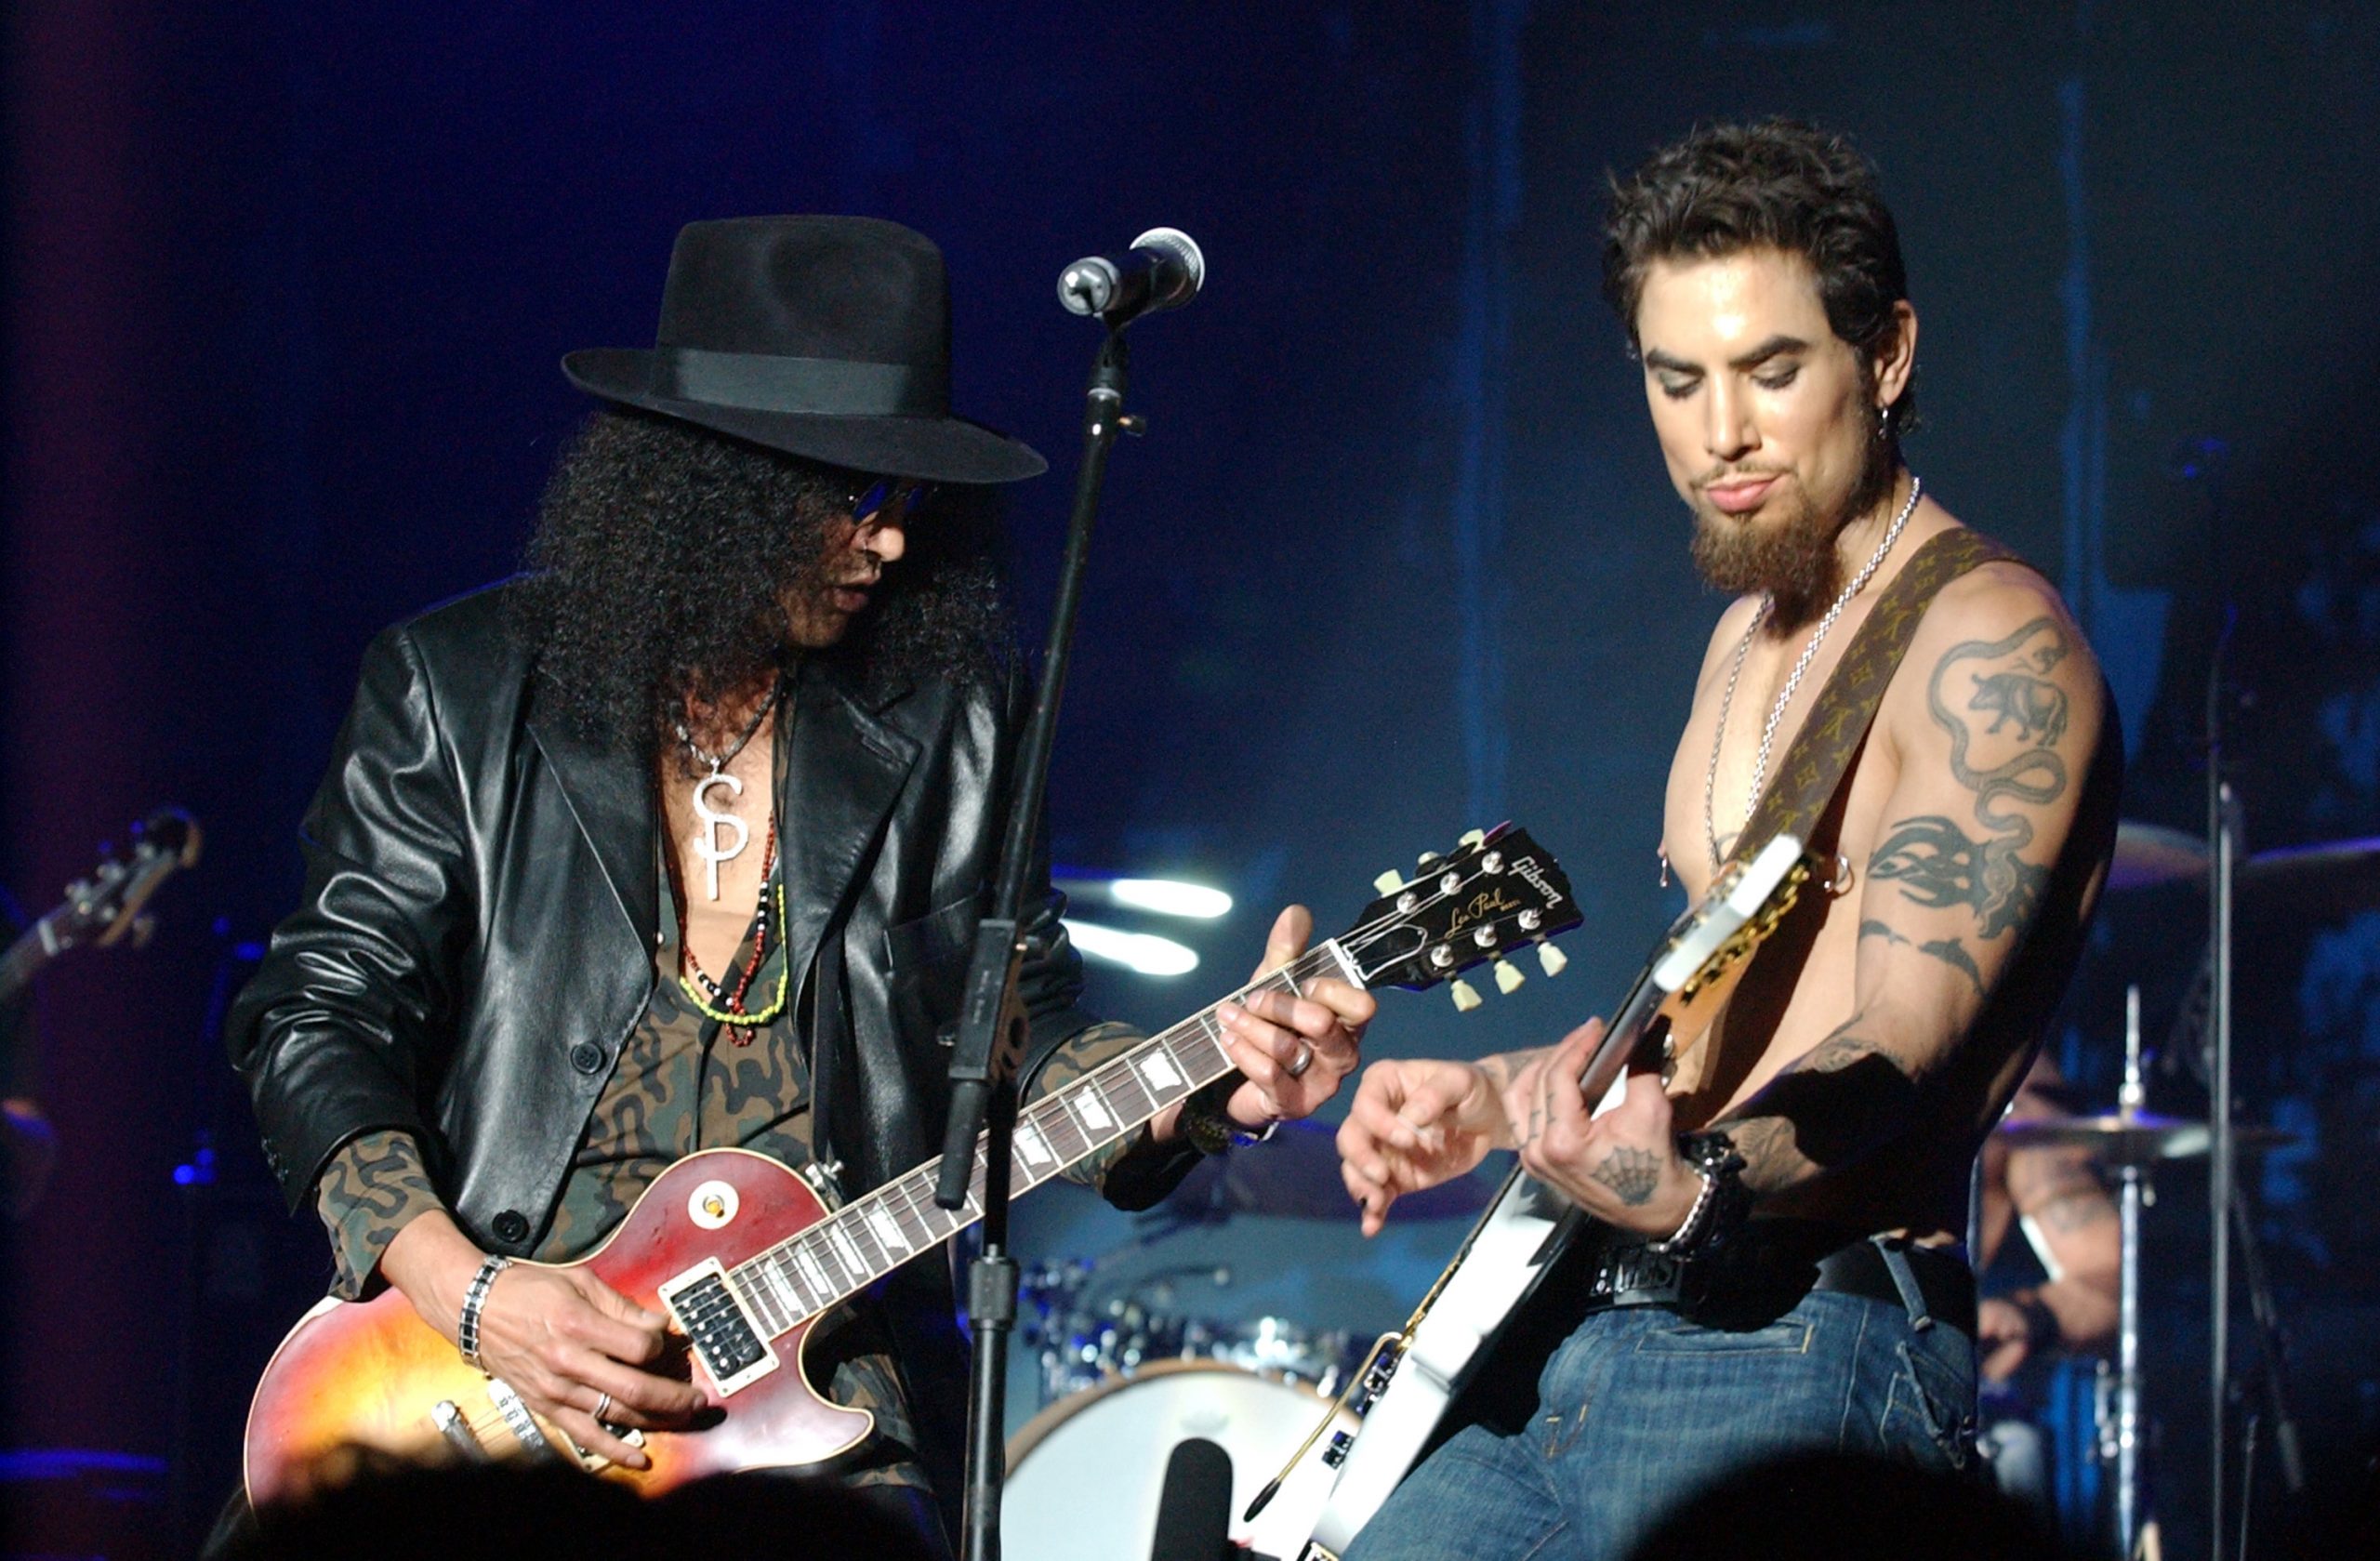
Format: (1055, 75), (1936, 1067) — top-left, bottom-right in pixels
(1176, 1077), (1276, 1155)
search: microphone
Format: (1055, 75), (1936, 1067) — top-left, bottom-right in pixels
(1057, 227), (1205, 325)
(1146, 1435), (1235, 1561)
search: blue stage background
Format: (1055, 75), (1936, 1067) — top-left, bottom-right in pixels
(7, 4), (2379, 1554)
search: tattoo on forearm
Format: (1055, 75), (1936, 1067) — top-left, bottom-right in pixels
(1591, 1145), (1661, 1207)
(1920, 936), (1986, 997)
(1871, 616), (2070, 943)
(1713, 1017), (1924, 1192)
(1795, 1028), (1888, 1075)
(1718, 1116), (1799, 1191)
(1863, 917), (1986, 997)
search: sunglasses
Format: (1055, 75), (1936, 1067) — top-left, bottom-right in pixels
(848, 477), (935, 528)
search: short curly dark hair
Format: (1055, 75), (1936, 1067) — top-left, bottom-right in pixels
(1602, 118), (1918, 435)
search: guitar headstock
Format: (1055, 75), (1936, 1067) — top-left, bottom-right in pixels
(1336, 824), (1580, 1009)
(46, 808), (204, 954)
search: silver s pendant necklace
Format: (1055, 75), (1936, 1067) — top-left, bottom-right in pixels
(676, 682), (782, 900)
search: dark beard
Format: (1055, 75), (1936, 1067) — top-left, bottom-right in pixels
(1690, 487), (1842, 629)
(1688, 437), (1899, 630)
(513, 409), (1012, 753)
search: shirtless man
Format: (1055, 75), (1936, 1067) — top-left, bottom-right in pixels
(1335, 120), (2122, 1559)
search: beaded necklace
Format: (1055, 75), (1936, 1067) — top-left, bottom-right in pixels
(674, 814), (788, 1044)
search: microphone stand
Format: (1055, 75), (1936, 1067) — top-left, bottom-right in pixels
(937, 325), (1135, 1561)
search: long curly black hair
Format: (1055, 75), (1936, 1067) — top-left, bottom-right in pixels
(514, 408), (1013, 755)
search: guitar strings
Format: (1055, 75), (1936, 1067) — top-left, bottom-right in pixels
(728, 853), (1551, 1334)
(443, 855), (1556, 1460)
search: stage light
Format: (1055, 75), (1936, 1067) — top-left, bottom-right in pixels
(1106, 879), (1232, 919)
(1064, 919), (1200, 976)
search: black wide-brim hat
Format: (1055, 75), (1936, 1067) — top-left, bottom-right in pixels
(563, 215), (1046, 484)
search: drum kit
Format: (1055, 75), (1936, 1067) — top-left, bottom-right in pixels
(1001, 1121), (1496, 1561)
(1985, 820), (2377, 1558)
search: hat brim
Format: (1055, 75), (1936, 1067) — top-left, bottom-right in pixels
(562, 349), (1047, 484)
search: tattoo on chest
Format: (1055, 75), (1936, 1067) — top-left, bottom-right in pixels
(1591, 1145), (1662, 1207)
(1869, 616), (2069, 942)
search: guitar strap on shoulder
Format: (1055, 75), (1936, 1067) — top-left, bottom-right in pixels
(1666, 527), (2023, 1097)
(1736, 525), (2021, 859)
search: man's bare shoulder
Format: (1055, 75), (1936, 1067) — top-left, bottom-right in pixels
(1887, 547), (2108, 752)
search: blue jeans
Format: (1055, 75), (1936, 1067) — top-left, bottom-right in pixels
(1342, 1289), (1977, 1561)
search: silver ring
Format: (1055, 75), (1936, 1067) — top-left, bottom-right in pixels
(592, 1391), (613, 1423)
(1284, 1042), (1314, 1080)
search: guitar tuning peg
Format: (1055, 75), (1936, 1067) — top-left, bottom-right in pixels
(1493, 959), (1525, 995)
(1458, 828), (1486, 848)
(1417, 850), (1443, 868)
(1374, 870), (1406, 895)
(1537, 943), (1568, 977)
(1449, 978), (1483, 1012)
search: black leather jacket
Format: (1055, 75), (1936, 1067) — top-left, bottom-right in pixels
(228, 581), (1114, 1257)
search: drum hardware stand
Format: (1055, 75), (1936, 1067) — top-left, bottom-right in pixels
(2224, 1154), (2307, 1561)
(2206, 610), (2240, 1561)
(2106, 985), (2150, 1560)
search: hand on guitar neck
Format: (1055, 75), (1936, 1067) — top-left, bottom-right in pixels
(1339, 1018), (1700, 1239)
(379, 1210), (705, 1470)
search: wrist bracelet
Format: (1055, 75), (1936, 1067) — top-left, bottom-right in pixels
(1647, 1130), (1751, 1257)
(1178, 1078), (1277, 1155)
(1648, 1169), (1718, 1254)
(456, 1254), (512, 1372)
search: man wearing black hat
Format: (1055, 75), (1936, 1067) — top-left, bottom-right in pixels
(228, 216), (1372, 1550)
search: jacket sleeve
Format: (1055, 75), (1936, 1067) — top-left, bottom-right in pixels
(227, 623), (474, 1212)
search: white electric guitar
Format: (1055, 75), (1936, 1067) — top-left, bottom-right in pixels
(1276, 834), (1817, 1561)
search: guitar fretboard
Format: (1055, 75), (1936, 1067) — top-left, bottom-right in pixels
(721, 939), (1362, 1341)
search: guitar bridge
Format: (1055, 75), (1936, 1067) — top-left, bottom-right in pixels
(657, 1257), (779, 1396)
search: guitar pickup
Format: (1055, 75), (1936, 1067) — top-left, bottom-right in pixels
(657, 1257), (779, 1396)
(430, 1400), (490, 1462)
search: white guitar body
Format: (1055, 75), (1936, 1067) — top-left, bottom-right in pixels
(1305, 1168), (1568, 1554)
(1297, 835), (1813, 1560)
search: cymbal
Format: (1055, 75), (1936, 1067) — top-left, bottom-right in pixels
(1162, 1118), (1498, 1221)
(2108, 823), (2380, 916)
(2241, 835), (2380, 919)
(2109, 822), (2208, 891)
(1994, 1111), (2294, 1164)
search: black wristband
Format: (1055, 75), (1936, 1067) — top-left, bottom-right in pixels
(1177, 1077), (1275, 1155)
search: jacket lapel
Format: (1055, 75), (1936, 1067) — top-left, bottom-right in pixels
(778, 660), (921, 987)
(526, 698), (659, 949)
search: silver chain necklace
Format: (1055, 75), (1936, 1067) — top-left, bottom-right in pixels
(1700, 475), (1921, 870)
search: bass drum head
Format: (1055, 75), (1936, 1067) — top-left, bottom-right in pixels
(1003, 1360), (1355, 1561)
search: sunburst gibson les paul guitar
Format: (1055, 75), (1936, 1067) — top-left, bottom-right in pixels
(244, 824), (1580, 1504)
